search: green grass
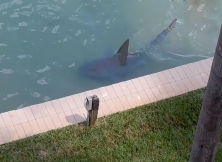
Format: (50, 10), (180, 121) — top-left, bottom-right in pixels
(0, 88), (222, 162)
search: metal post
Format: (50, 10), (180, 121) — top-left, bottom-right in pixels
(84, 95), (99, 127)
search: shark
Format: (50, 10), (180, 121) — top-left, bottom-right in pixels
(78, 18), (205, 82)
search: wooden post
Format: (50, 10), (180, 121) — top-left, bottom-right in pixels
(84, 95), (99, 127)
(189, 25), (222, 162)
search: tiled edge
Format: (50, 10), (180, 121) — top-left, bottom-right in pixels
(0, 57), (212, 145)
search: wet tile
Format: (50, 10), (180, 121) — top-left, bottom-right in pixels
(29, 120), (41, 135)
(131, 92), (144, 106)
(14, 124), (26, 139)
(43, 116), (55, 130)
(163, 83), (176, 97)
(100, 101), (111, 116)
(16, 109), (28, 123)
(99, 87), (111, 100)
(118, 82), (131, 95)
(144, 75), (156, 88)
(57, 113), (70, 127)
(157, 85), (170, 99)
(112, 98), (124, 112)
(21, 122), (34, 137)
(72, 94), (84, 108)
(193, 61), (206, 74)
(92, 89), (104, 101)
(125, 94), (138, 109)
(187, 63), (200, 76)
(1, 112), (13, 127)
(157, 71), (169, 85)
(201, 73), (209, 84)
(30, 105), (42, 119)
(125, 80), (137, 93)
(37, 103), (49, 118)
(163, 70), (174, 83)
(169, 68), (181, 81)
(44, 101), (57, 115)
(200, 59), (210, 72)
(151, 73), (163, 86)
(7, 126), (19, 141)
(145, 89), (157, 103)
(50, 114), (63, 129)
(72, 108), (85, 123)
(151, 87), (163, 101)
(23, 107), (35, 121)
(112, 83), (124, 97)
(182, 78), (194, 91)
(51, 100), (64, 114)
(170, 82), (183, 96)
(58, 97), (71, 112)
(138, 90), (150, 104)
(36, 118), (48, 133)
(106, 99), (118, 113)
(105, 85), (117, 99)
(131, 78), (144, 92)
(118, 96), (131, 110)
(0, 127), (12, 143)
(175, 66), (187, 79)
(8, 110), (21, 125)
(65, 96), (78, 110)
(64, 110), (77, 125)
(176, 80), (189, 94)
(0, 115), (6, 128)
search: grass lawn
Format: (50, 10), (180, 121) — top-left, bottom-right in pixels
(0, 88), (222, 162)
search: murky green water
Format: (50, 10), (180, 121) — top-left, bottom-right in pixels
(0, 0), (221, 113)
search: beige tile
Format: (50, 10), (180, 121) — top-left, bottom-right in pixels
(0, 127), (12, 143)
(170, 82), (183, 96)
(187, 63), (200, 76)
(118, 82), (131, 95)
(144, 75), (156, 88)
(43, 116), (55, 130)
(72, 94), (84, 107)
(163, 83), (176, 97)
(151, 73), (163, 86)
(23, 107), (35, 121)
(125, 94), (138, 109)
(51, 100), (64, 114)
(72, 108), (85, 123)
(119, 95), (131, 110)
(125, 80), (137, 93)
(50, 114), (63, 129)
(138, 76), (150, 90)
(78, 92), (87, 102)
(85, 90), (94, 97)
(64, 110), (77, 125)
(29, 120), (41, 135)
(157, 85), (170, 99)
(131, 78), (144, 92)
(78, 107), (88, 120)
(0, 114), (6, 128)
(175, 66), (187, 79)
(8, 110), (21, 125)
(16, 109), (28, 123)
(195, 75), (207, 88)
(7, 126), (19, 141)
(131, 92), (144, 106)
(36, 118), (48, 133)
(169, 68), (181, 81)
(181, 65), (193, 77)
(157, 72), (169, 85)
(206, 58), (212, 69)
(163, 70), (174, 83)
(58, 98), (71, 112)
(176, 80), (189, 94)
(14, 124), (26, 139)
(97, 105), (104, 118)
(56, 113), (70, 127)
(182, 78), (194, 91)
(193, 61), (206, 74)
(37, 103), (49, 118)
(44, 101), (57, 115)
(1, 112), (13, 127)
(112, 98), (124, 112)
(138, 90), (150, 104)
(92, 89), (104, 101)
(100, 101), (111, 116)
(0, 133), (4, 145)
(145, 89), (157, 103)
(99, 87), (111, 100)
(201, 73), (209, 84)
(65, 96), (78, 110)
(106, 99), (118, 113)
(151, 87), (163, 101)
(112, 83), (124, 97)
(30, 105), (42, 119)
(21, 122), (34, 137)
(200, 59), (210, 72)
(105, 85), (117, 99)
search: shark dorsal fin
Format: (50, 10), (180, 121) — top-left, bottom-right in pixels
(115, 39), (129, 66)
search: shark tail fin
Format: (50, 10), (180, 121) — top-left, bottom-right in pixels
(115, 39), (129, 66)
